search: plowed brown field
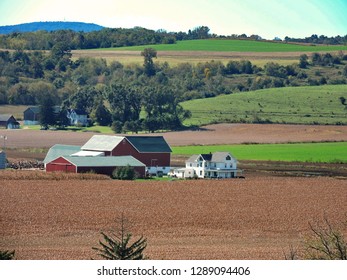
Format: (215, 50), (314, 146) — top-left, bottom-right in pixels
(1, 176), (346, 260)
(4, 124), (347, 149)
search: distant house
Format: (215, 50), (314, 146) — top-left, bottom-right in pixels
(67, 109), (88, 126)
(173, 152), (239, 179)
(0, 114), (20, 129)
(81, 135), (172, 175)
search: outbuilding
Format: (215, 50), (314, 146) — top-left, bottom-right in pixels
(46, 155), (146, 177)
(0, 115), (20, 129)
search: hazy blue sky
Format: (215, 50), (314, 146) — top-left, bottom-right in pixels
(0, 0), (346, 39)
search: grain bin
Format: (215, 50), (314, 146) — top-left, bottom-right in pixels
(0, 151), (6, 169)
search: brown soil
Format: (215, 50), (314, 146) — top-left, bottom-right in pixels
(3, 124), (347, 150)
(1, 177), (346, 260)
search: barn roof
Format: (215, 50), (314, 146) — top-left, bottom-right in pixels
(81, 135), (124, 151)
(81, 135), (172, 153)
(44, 144), (81, 164)
(126, 136), (172, 153)
(62, 155), (145, 167)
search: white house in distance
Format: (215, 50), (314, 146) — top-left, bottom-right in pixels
(172, 152), (240, 179)
(67, 109), (88, 126)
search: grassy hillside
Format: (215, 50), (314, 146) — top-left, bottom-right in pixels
(181, 85), (347, 126)
(109, 39), (347, 52)
(172, 142), (347, 163)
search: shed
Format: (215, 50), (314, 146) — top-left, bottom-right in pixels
(0, 151), (6, 169)
(0, 115), (20, 129)
(46, 155), (146, 177)
(23, 107), (40, 125)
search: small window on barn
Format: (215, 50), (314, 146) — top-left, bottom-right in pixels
(226, 155), (231, 160)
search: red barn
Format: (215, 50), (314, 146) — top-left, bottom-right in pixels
(46, 155), (146, 177)
(81, 135), (172, 175)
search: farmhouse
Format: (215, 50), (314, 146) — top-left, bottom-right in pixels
(81, 135), (172, 175)
(0, 114), (20, 129)
(67, 109), (88, 126)
(172, 152), (239, 179)
(44, 135), (172, 177)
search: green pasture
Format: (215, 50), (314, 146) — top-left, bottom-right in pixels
(172, 142), (347, 163)
(109, 39), (347, 53)
(181, 85), (347, 126)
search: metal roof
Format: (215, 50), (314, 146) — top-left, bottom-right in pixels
(44, 144), (81, 164)
(81, 135), (124, 151)
(63, 155), (145, 167)
(81, 135), (172, 153)
(126, 136), (172, 153)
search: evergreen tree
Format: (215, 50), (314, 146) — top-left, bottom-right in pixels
(39, 96), (56, 129)
(93, 214), (147, 260)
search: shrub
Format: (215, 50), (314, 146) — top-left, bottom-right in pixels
(112, 165), (137, 180)
(0, 250), (15, 260)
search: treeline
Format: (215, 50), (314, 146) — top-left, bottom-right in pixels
(1, 46), (347, 131)
(0, 26), (213, 50)
(284, 34), (347, 45)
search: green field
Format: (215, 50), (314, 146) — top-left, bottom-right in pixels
(109, 39), (347, 52)
(172, 142), (347, 163)
(181, 85), (347, 126)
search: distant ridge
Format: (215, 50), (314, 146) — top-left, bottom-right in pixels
(0, 21), (105, 34)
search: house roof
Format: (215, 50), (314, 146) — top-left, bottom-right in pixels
(211, 152), (234, 162)
(0, 114), (15, 122)
(186, 152), (235, 163)
(62, 155), (145, 167)
(24, 106), (61, 115)
(68, 109), (88, 115)
(126, 136), (172, 153)
(44, 144), (81, 164)
(81, 135), (172, 153)
(81, 135), (124, 152)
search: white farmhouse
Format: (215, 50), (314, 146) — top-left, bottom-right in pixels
(179, 152), (239, 179)
(67, 109), (88, 126)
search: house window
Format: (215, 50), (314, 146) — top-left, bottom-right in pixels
(190, 163), (192, 167)
(200, 170), (202, 176)
(225, 163), (227, 168)
(226, 155), (231, 160)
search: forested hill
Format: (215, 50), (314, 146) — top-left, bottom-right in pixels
(0, 21), (104, 34)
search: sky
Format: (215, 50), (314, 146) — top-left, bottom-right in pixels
(0, 0), (346, 39)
